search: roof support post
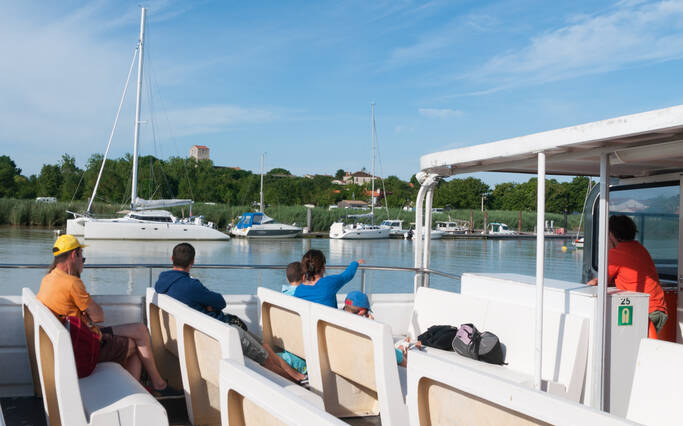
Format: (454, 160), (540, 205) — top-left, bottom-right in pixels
(414, 178), (427, 293)
(422, 184), (435, 288)
(413, 172), (439, 292)
(534, 152), (546, 391)
(592, 153), (610, 410)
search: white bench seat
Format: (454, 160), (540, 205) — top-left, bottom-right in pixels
(146, 288), (323, 425)
(626, 338), (683, 426)
(23, 288), (167, 426)
(220, 358), (346, 426)
(309, 302), (409, 426)
(407, 287), (590, 401)
(407, 349), (636, 426)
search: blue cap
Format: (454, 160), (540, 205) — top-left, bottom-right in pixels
(344, 291), (371, 310)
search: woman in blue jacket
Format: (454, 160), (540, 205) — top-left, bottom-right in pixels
(293, 249), (365, 308)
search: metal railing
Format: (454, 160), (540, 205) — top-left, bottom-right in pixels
(0, 263), (461, 292)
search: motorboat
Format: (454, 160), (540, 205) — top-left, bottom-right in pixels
(573, 237), (585, 249)
(231, 154), (301, 238)
(485, 222), (516, 235)
(65, 9), (228, 241)
(230, 212), (302, 238)
(330, 214), (390, 239)
(435, 220), (469, 235)
(404, 223), (444, 240)
(379, 219), (408, 236)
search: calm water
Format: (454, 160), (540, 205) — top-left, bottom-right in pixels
(0, 227), (584, 296)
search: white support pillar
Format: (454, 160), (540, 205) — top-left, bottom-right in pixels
(413, 180), (428, 293)
(422, 185), (435, 288)
(534, 152), (546, 391)
(592, 153), (610, 409)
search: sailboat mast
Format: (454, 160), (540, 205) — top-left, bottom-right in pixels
(371, 102), (375, 224)
(130, 7), (146, 210)
(260, 153), (265, 213)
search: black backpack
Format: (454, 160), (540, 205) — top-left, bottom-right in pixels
(417, 325), (459, 350)
(478, 331), (505, 365)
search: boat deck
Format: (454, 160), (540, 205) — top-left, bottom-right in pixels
(0, 396), (381, 425)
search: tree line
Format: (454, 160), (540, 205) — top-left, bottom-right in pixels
(0, 154), (591, 214)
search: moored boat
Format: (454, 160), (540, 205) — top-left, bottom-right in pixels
(230, 212), (302, 238)
(65, 8), (228, 241)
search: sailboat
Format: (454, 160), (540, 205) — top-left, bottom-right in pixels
(230, 154), (302, 238)
(65, 8), (229, 241)
(329, 103), (390, 240)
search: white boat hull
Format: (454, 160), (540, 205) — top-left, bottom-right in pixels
(69, 217), (230, 240)
(405, 230), (444, 240)
(329, 222), (390, 239)
(230, 224), (302, 238)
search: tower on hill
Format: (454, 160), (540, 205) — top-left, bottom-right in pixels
(190, 145), (210, 161)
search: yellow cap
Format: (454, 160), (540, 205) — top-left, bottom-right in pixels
(52, 234), (87, 256)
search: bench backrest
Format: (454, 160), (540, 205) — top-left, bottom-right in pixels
(22, 291), (41, 398)
(409, 287), (589, 401)
(22, 288), (86, 426)
(257, 288), (323, 391)
(146, 288), (243, 426)
(626, 338), (683, 425)
(309, 302), (408, 426)
(219, 358), (345, 426)
(407, 349), (635, 426)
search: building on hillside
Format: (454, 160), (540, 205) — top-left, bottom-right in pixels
(342, 171), (374, 185)
(338, 200), (369, 209)
(364, 189), (384, 206)
(190, 145), (210, 161)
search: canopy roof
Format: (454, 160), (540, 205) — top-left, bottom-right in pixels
(420, 105), (683, 178)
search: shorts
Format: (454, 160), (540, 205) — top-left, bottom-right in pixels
(649, 310), (668, 334)
(98, 327), (130, 366)
(232, 326), (268, 365)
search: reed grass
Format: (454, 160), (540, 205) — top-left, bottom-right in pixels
(0, 198), (582, 233)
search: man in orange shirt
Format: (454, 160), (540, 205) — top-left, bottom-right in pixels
(588, 215), (668, 338)
(37, 234), (182, 398)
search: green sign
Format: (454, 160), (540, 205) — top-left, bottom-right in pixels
(618, 306), (633, 326)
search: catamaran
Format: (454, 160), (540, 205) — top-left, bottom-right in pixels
(65, 8), (228, 241)
(329, 103), (390, 240)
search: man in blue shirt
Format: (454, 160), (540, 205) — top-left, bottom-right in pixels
(155, 243), (305, 382)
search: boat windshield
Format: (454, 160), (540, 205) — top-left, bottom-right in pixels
(592, 182), (680, 281)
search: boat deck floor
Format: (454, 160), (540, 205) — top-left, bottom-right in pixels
(1, 396), (380, 425)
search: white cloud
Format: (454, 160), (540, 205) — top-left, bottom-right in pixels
(0, 2), (279, 174)
(418, 108), (463, 119)
(159, 105), (280, 138)
(470, 0), (683, 88)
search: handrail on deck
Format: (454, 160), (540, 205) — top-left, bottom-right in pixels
(0, 264), (460, 292)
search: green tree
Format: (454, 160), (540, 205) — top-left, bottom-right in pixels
(335, 169), (345, 180)
(37, 164), (62, 197)
(0, 155), (21, 197)
(59, 154), (84, 201)
(15, 175), (37, 199)
(267, 168), (292, 176)
(434, 177), (490, 209)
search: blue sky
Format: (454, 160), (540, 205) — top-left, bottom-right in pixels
(2, 0), (683, 185)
